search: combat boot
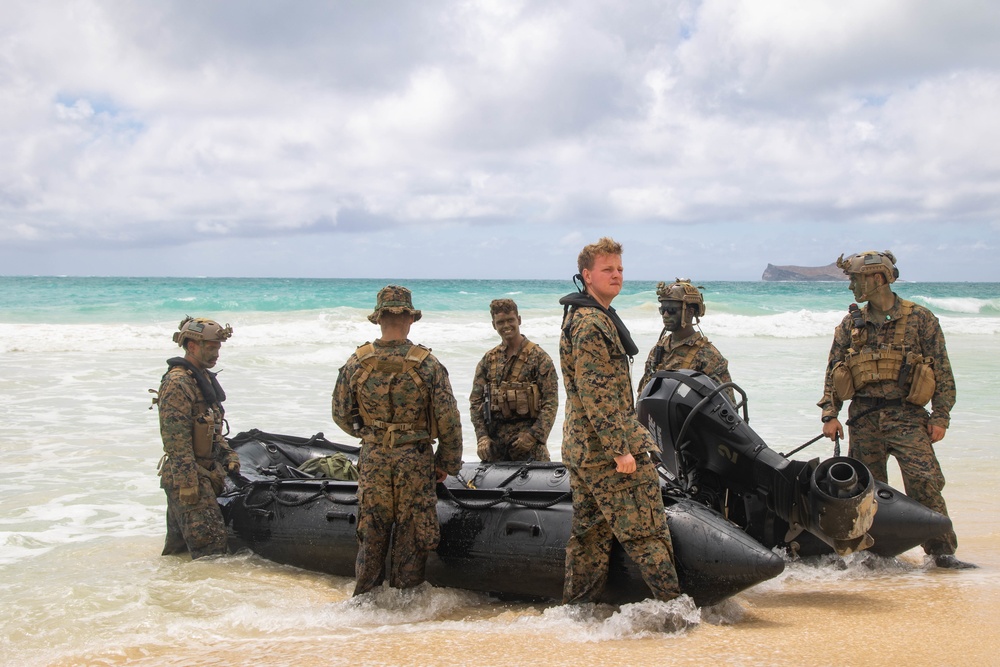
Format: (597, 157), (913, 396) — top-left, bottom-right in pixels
(934, 554), (978, 569)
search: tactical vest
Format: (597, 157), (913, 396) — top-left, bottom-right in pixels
(833, 299), (936, 405)
(351, 342), (438, 446)
(654, 334), (708, 369)
(162, 362), (224, 463)
(491, 340), (542, 420)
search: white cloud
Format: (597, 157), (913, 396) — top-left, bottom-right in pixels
(1, 0), (999, 279)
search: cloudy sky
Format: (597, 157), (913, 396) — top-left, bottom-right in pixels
(2, 1), (999, 280)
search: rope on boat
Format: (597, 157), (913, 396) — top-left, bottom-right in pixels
(241, 480), (358, 510)
(237, 479), (569, 512)
(437, 483), (571, 510)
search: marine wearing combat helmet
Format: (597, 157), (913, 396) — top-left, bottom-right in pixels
(637, 279), (734, 403)
(155, 316), (240, 559)
(819, 250), (974, 569)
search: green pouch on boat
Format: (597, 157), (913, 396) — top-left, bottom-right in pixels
(298, 453), (359, 481)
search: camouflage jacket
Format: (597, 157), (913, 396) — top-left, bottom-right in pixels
(332, 339), (463, 475)
(469, 337), (559, 444)
(818, 295), (956, 428)
(157, 361), (238, 490)
(560, 305), (657, 468)
(637, 331), (734, 401)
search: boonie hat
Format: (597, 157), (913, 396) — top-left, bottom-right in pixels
(368, 285), (422, 324)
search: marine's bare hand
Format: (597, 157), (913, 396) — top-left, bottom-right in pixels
(822, 418), (844, 441)
(928, 424), (946, 443)
(614, 453), (636, 474)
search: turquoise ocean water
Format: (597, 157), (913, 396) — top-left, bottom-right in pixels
(3, 276), (999, 323)
(2, 276), (999, 665)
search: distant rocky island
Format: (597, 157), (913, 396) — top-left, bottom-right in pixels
(761, 262), (846, 281)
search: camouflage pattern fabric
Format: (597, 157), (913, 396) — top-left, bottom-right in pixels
(637, 331), (735, 402)
(560, 305), (679, 602)
(351, 440), (440, 592)
(818, 296), (959, 555)
(332, 338), (463, 595)
(563, 458), (679, 603)
(161, 478), (228, 558)
(469, 337), (558, 462)
(560, 307), (657, 466)
(157, 364), (238, 558)
(819, 298), (956, 426)
(846, 404), (957, 554)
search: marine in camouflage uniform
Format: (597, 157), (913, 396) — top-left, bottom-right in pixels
(637, 279), (734, 403)
(558, 238), (680, 604)
(156, 316), (240, 559)
(819, 250), (974, 569)
(332, 285), (464, 595)
(470, 298), (558, 462)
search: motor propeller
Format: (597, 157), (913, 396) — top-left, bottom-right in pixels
(638, 370), (877, 556)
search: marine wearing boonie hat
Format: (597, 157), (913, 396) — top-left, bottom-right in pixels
(367, 285), (423, 324)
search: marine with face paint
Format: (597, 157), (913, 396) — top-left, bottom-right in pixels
(819, 250), (975, 569)
(469, 298), (558, 462)
(637, 279), (734, 403)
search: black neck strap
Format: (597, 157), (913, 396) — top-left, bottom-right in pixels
(558, 285), (639, 357)
(166, 357), (227, 406)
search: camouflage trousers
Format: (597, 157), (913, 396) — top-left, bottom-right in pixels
(848, 402), (958, 555)
(354, 440), (440, 596)
(161, 475), (228, 559)
(481, 420), (551, 462)
(563, 455), (680, 604)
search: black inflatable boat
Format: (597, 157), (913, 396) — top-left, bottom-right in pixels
(221, 429), (785, 607)
(637, 370), (954, 558)
(219, 371), (951, 607)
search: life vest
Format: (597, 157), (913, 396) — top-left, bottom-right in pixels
(559, 291), (638, 405)
(492, 340), (542, 420)
(351, 342), (438, 445)
(558, 291), (638, 357)
(160, 358), (226, 461)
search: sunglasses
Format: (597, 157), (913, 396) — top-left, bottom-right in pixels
(659, 305), (681, 315)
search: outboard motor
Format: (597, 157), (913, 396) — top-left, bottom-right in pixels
(638, 370), (876, 556)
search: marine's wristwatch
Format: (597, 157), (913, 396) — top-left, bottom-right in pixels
(821, 415), (836, 423)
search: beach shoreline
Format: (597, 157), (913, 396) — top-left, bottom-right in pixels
(1, 278), (997, 666)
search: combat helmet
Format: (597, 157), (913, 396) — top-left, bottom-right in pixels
(656, 279), (706, 327)
(172, 316), (233, 347)
(836, 250), (899, 284)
